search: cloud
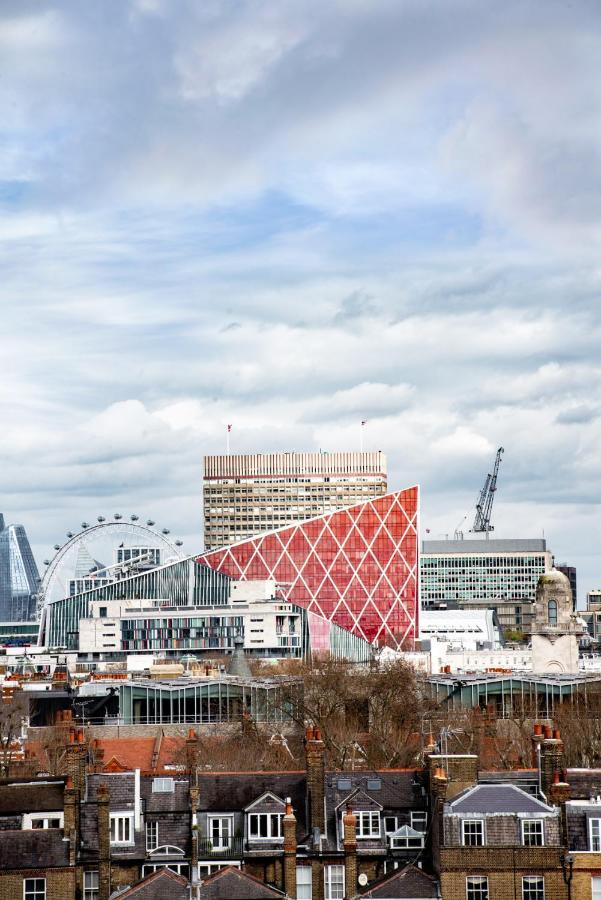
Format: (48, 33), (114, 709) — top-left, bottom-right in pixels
(0, 1), (600, 601)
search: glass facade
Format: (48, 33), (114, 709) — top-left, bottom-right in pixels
(420, 547), (549, 607)
(198, 488), (419, 648)
(121, 614), (244, 651)
(119, 678), (298, 725)
(0, 514), (40, 622)
(41, 557), (232, 649)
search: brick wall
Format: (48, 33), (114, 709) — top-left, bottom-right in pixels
(0, 868), (78, 900)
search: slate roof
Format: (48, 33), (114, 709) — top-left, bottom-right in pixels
(198, 866), (287, 899)
(359, 864), (440, 898)
(0, 778), (65, 814)
(111, 867), (188, 899)
(448, 784), (555, 815)
(566, 769), (601, 799)
(196, 772), (307, 837)
(0, 829), (70, 869)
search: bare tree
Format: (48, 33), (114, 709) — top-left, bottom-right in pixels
(0, 692), (29, 776)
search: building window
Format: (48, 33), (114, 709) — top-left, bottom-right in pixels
(23, 880), (46, 900)
(28, 815), (62, 829)
(522, 876), (544, 900)
(297, 866), (312, 899)
(591, 818), (601, 851)
(146, 821), (159, 851)
(152, 777), (174, 792)
(462, 819), (484, 846)
(84, 871), (99, 900)
(466, 876), (488, 900)
(110, 813), (134, 845)
(592, 876), (601, 900)
(384, 816), (398, 834)
(325, 865), (344, 900)
(355, 810), (380, 838)
(208, 815), (233, 849)
(248, 813), (283, 839)
(522, 819), (544, 846)
(410, 811), (428, 832)
(548, 600), (557, 626)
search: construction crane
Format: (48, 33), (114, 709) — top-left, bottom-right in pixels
(471, 447), (504, 536)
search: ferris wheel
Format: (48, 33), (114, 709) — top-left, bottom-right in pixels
(38, 514), (186, 611)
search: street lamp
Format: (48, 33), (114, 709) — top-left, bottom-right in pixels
(560, 853), (574, 900)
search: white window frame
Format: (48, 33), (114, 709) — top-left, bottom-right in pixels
(22, 812), (64, 830)
(521, 819), (544, 847)
(466, 875), (489, 900)
(355, 810), (380, 838)
(110, 812), (135, 845)
(592, 876), (601, 900)
(591, 818), (601, 852)
(208, 815), (234, 850)
(410, 811), (428, 832)
(142, 862), (190, 877)
(146, 820), (159, 852)
(462, 818), (484, 846)
(152, 777), (175, 793)
(325, 864), (344, 900)
(84, 871), (99, 900)
(296, 865), (312, 899)
(522, 875), (545, 900)
(248, 812), (284, 840)
(23, 879), (46, 900)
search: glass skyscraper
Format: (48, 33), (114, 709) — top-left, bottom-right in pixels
(0, 513), (40, 622)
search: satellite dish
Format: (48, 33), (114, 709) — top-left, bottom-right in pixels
(358, 874), (368, 887)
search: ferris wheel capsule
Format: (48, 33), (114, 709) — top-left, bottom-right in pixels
(175, 540), (183, 546)
(81, 522), (89, 529)
(146, 519), (155, 526)
(66, 532), (73, 538)
(114, 513), (122, 520)
(130, 514), (139, 521)
(97, 516), (106, 523)
(53, 544), (61, 550)
(162, 528), (170, 535)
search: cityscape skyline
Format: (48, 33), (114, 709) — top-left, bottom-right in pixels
(1, 1), (600, 600)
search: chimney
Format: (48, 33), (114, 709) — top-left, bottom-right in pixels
(305, 726), (326, 834)
(343, 803), (358, 900)
(541, 726), (565, 797)
(97, 783), (111, 900)
(65, 727), (88, 796)
(63, 776), (78, 867)
(283, 797), (297, 899)
(190, 786), (199, 869)
(186, 728), (199, 771)
(531, 722), (544, 768)
(548, 769), (571, 808)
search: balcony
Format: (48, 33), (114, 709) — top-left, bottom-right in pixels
(196, 837), (244, 858)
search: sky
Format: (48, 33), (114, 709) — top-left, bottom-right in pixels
(1, 0), (601, 604)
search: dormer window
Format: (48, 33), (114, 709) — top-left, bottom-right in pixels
(355, 811), (380, 838)
(462, 819), (484, 846)
(248, 813), (283, 839)
(390, 825), (424, 849)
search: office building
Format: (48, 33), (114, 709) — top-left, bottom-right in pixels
(420, 538), (552, 633)
(199, 486), (419, 649)
(0, 513), (40, 622)
(203, 451), (387, 550)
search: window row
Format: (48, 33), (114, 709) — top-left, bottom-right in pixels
(461, 818), (544, 847)
(467, 875), (544, 900)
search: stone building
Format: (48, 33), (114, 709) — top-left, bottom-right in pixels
(531, 569), (584, 674)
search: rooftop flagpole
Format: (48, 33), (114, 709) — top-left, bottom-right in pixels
(360, 420), (367, 452)
(226, 423), (232, 455)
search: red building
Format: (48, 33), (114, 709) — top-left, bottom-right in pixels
(198, 486), (418, 649)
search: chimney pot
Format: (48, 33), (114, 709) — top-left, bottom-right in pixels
(78, 729), (85, 744)
(553, 728), (561, 740)
(533, 722), (542, 736)
(553, 770), (560, 784)
(543, 724), (552, 739)
(306, 726), (314, 741)
(314, 726), (322, 741)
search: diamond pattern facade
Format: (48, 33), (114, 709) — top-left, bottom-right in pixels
(197, 486), (418, 648)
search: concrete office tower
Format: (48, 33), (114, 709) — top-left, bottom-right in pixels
(0, 513), (40, 621)
(203, 451), (387, 550)
(420, 538), (553, 634)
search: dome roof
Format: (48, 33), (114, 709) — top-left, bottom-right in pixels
(538, 568), (571, 588)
